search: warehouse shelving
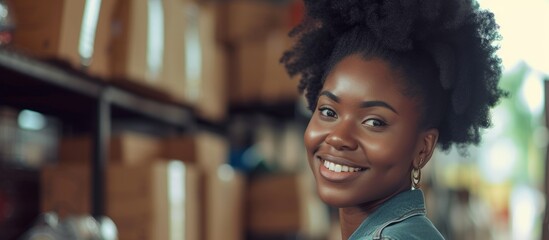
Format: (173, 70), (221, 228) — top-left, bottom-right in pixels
(0, 49), (195, 217)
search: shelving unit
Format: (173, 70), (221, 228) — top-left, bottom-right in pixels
(0, 49), (195, 217)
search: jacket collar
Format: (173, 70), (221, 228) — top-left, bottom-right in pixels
(349, 189), (426, 238)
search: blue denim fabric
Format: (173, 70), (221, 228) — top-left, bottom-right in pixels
(348, 189), (445, 240)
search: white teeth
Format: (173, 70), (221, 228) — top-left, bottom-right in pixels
(323, 160), (361, 173)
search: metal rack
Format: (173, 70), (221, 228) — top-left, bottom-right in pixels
(0, 50), (194, 217)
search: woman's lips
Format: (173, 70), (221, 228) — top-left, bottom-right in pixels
(323, 159), (363, 172)
(316, 155), (367, 182)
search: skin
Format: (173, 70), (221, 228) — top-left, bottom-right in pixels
(303, 55), (439, 239)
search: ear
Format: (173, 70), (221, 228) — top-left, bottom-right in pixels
(413, 128), (439, 169)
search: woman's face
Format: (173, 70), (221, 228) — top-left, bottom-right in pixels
(304, 55), (431, 208)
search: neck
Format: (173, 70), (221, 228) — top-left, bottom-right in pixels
(339, 206), (372, 240)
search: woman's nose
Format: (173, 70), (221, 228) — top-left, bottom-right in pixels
(324, 119), (358, 151)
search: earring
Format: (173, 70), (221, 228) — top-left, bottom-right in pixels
(411, 157), (424, 190)
(411, 167), (421, 189)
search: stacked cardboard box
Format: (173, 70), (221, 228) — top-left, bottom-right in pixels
(41, 164), (91, 218)
(8, 0), (115, 78)
(162, 132), (227, 170)
(162, 132), (245, 240)
(110, 0), (228, 121)
(57, 132), (162, 166)
(108, 161), (201, 240)
(41, 161), (201, 240)
(110, 0), (154, 83)
(9, 0), (227, 122)
(217, 0), (286, 44)
(246, 172), (330, 238)
(203, 164), (245, 240)
(247, 174), (301, 234)
(110, 0), (226, 121)
(7, 0), (300, 118)
(219, 0), (301, 105)
(44, 131), (244, 240)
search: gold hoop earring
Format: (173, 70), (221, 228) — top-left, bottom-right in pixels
(411, 167), (421, 190)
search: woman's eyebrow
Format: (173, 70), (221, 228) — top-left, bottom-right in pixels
(319, 90), (398, 114)
(360, 101), (398, 114)
(319, 91), (340, 102)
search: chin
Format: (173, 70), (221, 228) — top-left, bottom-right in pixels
(316, 184), (357, 208)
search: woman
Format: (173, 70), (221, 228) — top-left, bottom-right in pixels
(282, 0), (506, 239)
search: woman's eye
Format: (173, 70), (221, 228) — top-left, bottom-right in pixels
(319, 107), (337, 118)
(363, 119), (387, 127)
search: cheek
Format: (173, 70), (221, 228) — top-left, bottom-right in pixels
(303, 117), (326, 155)
(360, 129), (418, 166)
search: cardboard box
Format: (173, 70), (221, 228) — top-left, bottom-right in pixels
(231, 27), (298, 105)
(161, 0), (187, 107)
(204, 165), (245, 240)
(222, 1), (301, 105)
(247, 174), (301, 234)
(41, 164), (91, 218)
(231, 39), (265, 104)
(110, 0), (164, 85)
(246, 173), (330, 237)
(163, 133), (243, 239)
(217, 0), (288, 43)
(9, 0), (114, 76)
(194, 4), (227, 121)
(163, 2), (227, 121)
(58, 132), (162, 165)
(41, 161), (201, 240)
(261, 29), (299, 103)
(108, 161), (201, 240)
(108, 1), (226, 120)
(162, 132), (228, 170)
(109, 133), (162, 164)
(9, 0), (84, 65)
(87, 0), (118, 79)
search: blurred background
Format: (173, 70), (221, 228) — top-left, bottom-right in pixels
(0, 0), (547, 239)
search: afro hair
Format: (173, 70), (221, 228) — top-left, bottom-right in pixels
(281, 0), (508, 151)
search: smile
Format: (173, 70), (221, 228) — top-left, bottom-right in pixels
(323, 160), (364, 173)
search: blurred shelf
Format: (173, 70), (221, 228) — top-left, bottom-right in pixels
(0, 50), (101, 96)
(228, 99), (311, 127)
(229, 100), (299, 119)
(0, 49), (197, 218)
(0, 49), (193, 129)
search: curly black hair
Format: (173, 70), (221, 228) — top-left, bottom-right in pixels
(281, 0), (508, 151)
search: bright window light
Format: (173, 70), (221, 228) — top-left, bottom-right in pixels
(519, 71), (545, 116)
(479, 138), (517, 183)
(480, 0), (549, 73)
(511, 185), (543, 240)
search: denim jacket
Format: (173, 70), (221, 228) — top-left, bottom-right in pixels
(348, 189), (445, 240)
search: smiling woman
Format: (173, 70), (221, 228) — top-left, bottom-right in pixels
(282, 0), (507, 239)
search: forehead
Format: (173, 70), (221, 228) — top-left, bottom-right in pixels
(322, 55), (408, 102)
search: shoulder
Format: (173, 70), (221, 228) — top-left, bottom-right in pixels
(378, 215), (445, 240)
